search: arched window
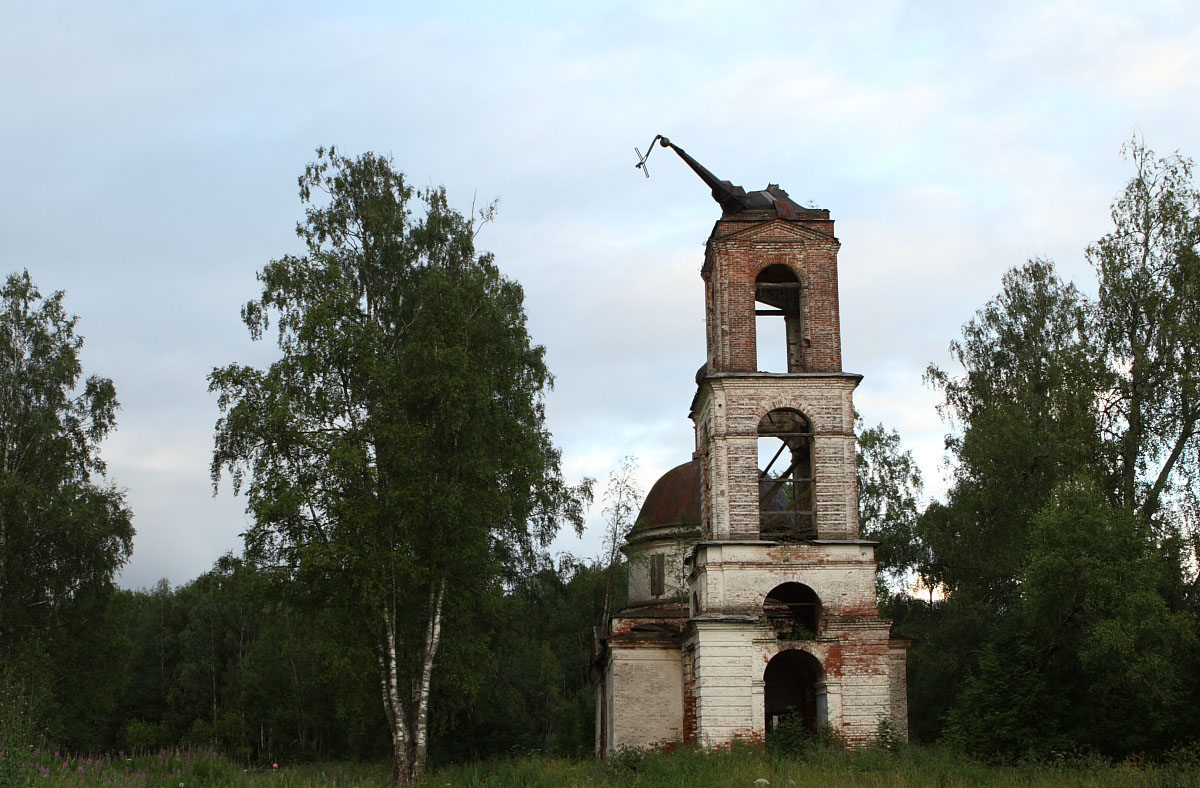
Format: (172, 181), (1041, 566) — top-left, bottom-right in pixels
(755, 264), (803, 372)
(758, 408), (815, 540)
(763, 582), (821, 639)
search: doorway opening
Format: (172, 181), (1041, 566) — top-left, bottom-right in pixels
(764, 649), (826, 737)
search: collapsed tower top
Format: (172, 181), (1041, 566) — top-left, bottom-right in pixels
(636, 135), (825, 220)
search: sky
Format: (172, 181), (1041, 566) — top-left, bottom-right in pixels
(4, 0), (1200, 590)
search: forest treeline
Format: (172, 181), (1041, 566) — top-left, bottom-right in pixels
(2, 139), (1199, 774)
(4, 552), (620, 765)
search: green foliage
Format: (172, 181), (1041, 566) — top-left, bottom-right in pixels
(114, 558), (385, 764)
(0, 673), (35, 787)
(600, 457), (641, 626)
(0, 270), (133, 646)
(0, 270), (134, 754)
(766, 716), (843, 760)
(416, 747), (1200, 788)
(8, 740), (1200, 787)
(432, 556), (622, 763)
(909, 139), (1200, 758)
(210, 148), (591, 781)
(1089, 139), (1200, 521)
(16, 544), (619, 766)
(855, 414), (925, 593)
(922, 258), (1102, 604)
(211, 147), (588, 600)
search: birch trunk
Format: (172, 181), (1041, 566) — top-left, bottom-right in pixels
(378, 609), (411, 784)
(377, 580), (447, 785)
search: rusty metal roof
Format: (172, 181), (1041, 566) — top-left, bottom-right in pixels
(632, 458), (703, 532)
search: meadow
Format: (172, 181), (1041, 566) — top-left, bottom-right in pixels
(8, 743), (1199, 788)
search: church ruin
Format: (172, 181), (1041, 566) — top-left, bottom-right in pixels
(595, 138), (908, 752)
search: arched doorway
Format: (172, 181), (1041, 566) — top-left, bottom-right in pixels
(764, 649), (825, 736)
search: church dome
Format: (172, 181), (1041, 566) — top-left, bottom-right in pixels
(632, 458), (702, 533)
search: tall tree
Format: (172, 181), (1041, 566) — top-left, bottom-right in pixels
(911, 143), (1200, 755)
(210, 149), (589, 784)
(922, 259), (1103, 604)
(1090, 138), (1200, 530)
(902, 259), (1106, 746)
(0, 270), (133, 659)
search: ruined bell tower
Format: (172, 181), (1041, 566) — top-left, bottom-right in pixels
(596, 138), (908, 753)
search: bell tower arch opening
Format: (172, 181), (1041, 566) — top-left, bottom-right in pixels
(764, 649), (826, 736)
(758, 408), (815, 541)
(763, 582), (821, 640)
(755, 264), (803, 373)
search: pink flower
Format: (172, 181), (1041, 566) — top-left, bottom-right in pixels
(273, 762), (279, 769)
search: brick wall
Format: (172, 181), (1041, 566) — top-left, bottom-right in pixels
(692, 376), (861, 541)
(688, 621), (761, 746)
(685, 618), (897, 745)
(608, 643), (685, 750)
(625, 539), (692, 606)
(702, 218), (842, 374)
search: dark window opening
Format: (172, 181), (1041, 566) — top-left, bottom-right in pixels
(650, 553), (665, 597)
(755, 264), (803, 373)
(763, 583), (821, 640)
(758, 408), (815, 541)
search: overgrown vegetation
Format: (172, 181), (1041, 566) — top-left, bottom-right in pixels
(8, 743), (1200, 787)
(0, 552), (621, 767)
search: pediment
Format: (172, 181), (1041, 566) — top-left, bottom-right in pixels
(715, 219), (837, 245)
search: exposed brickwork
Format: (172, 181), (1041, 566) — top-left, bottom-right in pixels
(596, 205), (908, 755)
(682, 644), (697, 745)
(888, 638), (912, 740)
(702, 216), (842, 374)
(692, 377), (861, 541)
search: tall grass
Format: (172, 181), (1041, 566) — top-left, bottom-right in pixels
(17, 746), (391, 787)
(7, 743), (1198, 787)
(416, 744), (1200, 788)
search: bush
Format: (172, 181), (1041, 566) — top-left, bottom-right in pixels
(766, 717), (843, 760)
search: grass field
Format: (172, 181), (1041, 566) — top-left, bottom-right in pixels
(8, 743), (1199, 787)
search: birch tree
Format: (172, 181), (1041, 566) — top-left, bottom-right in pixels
(210, 149), (589, 784)
(1090, 138), (1200, 528)
(0, 270), (133, 657)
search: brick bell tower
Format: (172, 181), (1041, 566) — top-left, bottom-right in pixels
(596, 138), (908, 754)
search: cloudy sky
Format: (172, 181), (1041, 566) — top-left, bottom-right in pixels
(5, 1), (1200, 589)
